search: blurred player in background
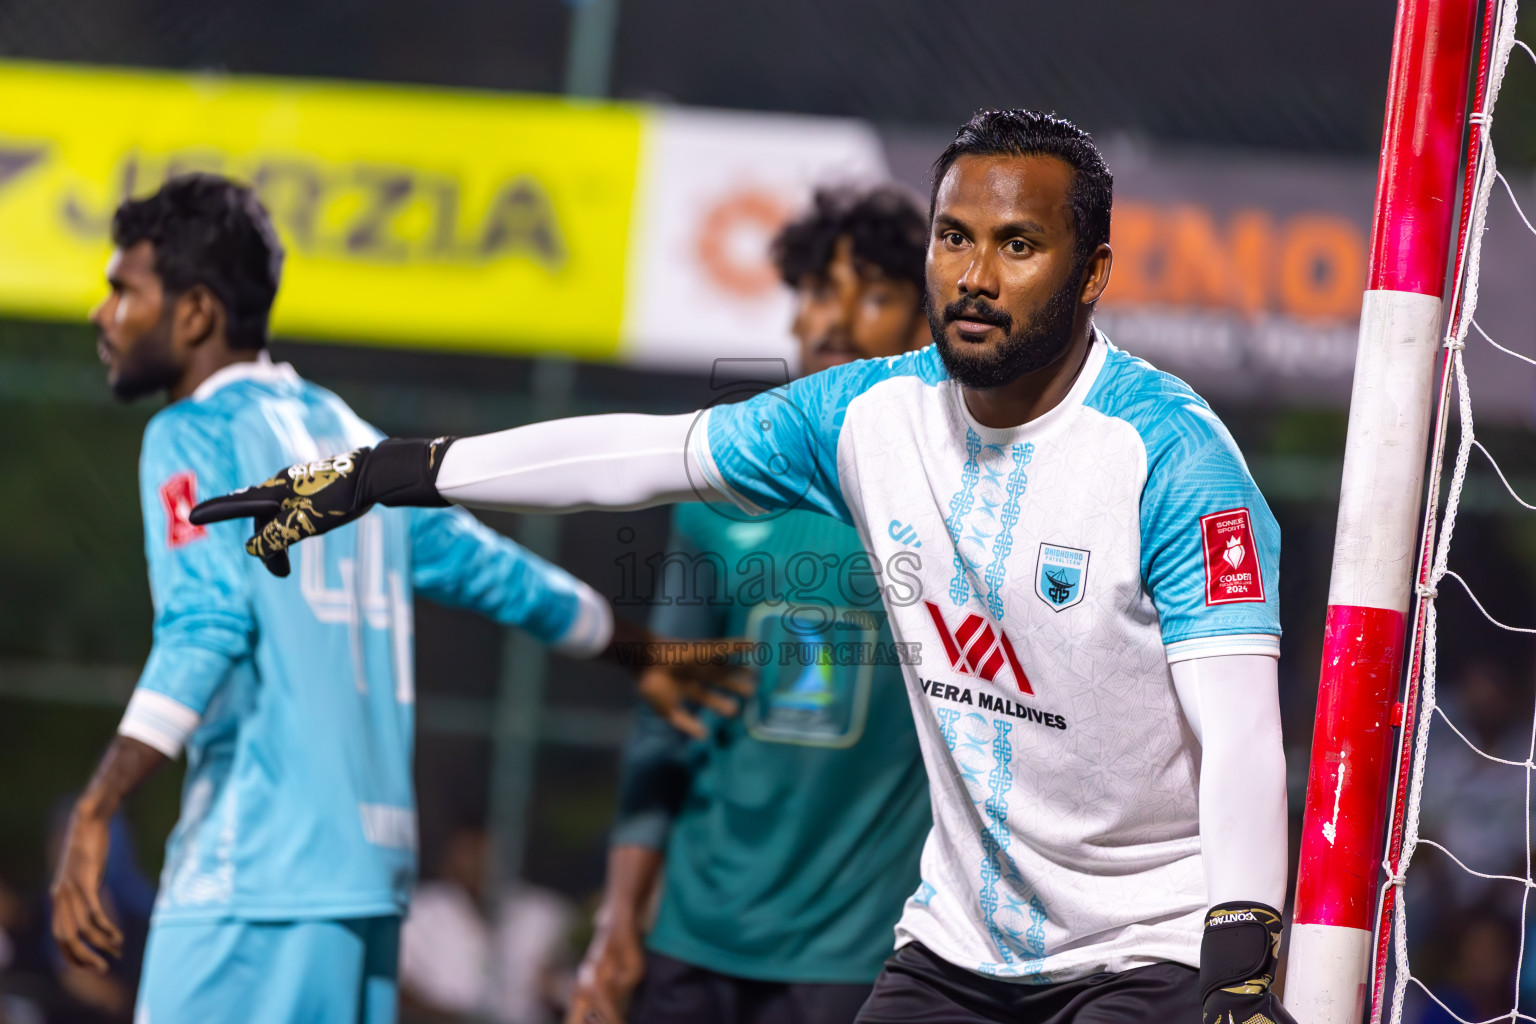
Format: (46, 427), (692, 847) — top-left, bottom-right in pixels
(50, 174), (743, 1024)
(197, 110), (1298, 1024)
(567, 186), (933, 1024)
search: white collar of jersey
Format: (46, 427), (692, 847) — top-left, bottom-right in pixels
(950, 329), (1110, 443)
(191, 351), (300, 402)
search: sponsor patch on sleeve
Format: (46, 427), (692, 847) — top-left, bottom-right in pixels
(1200, 507), (1264, 605)
(159, 471), (207, 549)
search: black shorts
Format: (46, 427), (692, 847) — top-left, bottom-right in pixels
(629, 951), (875, 1024)
(856, 943), (1200, 1024)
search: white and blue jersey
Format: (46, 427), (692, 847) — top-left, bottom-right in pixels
(121, 356), (609, 924)
(689, 333), (1281, 983)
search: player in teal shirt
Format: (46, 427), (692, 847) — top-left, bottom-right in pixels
(569, 187), (935, 1024)
(49, 175), (732, 1024)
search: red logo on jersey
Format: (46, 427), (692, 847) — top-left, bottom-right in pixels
(923, 601), (1033, 695)
(159, 471), (206, 549)
(1201, 507), (1264, 605)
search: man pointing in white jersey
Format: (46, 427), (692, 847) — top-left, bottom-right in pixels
(194, 109), (1296, 1024)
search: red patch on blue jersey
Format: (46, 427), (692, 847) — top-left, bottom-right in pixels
(159, 471), (206, 549)
(1200, 507), (1264, 605)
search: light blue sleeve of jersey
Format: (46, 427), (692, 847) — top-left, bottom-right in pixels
(135, 410), (254, 715)
(1124, 378), (1281, 648)
(1086, 351), (1280, 650)
(407, 505), (585, 647)
(698, 347), (946, 523)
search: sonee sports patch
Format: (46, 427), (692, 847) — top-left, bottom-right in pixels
(1200, 507), (1264, 605)
(160, 471), (207, 549)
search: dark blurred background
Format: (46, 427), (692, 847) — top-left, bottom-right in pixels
(4, 1), (1536, 1021)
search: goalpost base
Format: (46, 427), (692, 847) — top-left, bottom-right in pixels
(1287, 923), (1371, 1024)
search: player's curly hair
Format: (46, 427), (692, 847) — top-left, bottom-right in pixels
(770, 185), (928, 290)
(112, 173), (285, 351)
(931, 109), (1113, 268)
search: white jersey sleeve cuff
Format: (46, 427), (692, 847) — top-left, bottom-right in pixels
(552, 582), (615, 659)
(1165, 633), (1280, 664)
(687, 409), (768, 517)
(118, 689), (201, 759)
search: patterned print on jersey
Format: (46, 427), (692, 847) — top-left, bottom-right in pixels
(944, 428), (983, 606)
(943, 431), (1034, 620)
(942, 710), (1049, 976)
(983, 443), (1033, 620)
(978, 718), (1015, 966)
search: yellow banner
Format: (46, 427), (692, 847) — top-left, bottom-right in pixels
(0, 61), (642, 357)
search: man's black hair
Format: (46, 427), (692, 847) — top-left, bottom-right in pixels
(111, 173), (285, 350)
(771, 184), (927, 290)
(930, 109), (1113, 267)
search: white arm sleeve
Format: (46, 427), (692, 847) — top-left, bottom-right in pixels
(1172, 652), (1289, 911)
(434, 413), (721, 513)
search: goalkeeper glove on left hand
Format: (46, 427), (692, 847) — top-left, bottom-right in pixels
(189, 436), (456, 577)
(1200, 902), (1296, 1024)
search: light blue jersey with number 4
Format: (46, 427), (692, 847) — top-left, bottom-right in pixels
(126, 357), (603, 923)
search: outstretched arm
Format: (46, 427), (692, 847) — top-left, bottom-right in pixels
(436, 413), (712, 512)
(191, 414), (719, 576)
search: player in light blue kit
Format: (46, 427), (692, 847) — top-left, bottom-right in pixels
(49, 174), (740, 1023)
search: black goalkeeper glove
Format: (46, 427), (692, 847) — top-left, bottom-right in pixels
(1200, 902), (1296, 1024)
(189, 436), (457, 578)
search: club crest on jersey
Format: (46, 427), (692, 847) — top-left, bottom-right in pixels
(923, 601), (1033, 694)
(159, 471), (206, 549)
(1200, 507), (1265, 604)
(1034, 543), (1089, 611)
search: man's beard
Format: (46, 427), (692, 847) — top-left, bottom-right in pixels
(107, 308), (180, 402)
(929, 268), (1083, 390)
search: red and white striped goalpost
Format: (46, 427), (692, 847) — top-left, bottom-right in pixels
(1286, 0), (1493, 1021)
